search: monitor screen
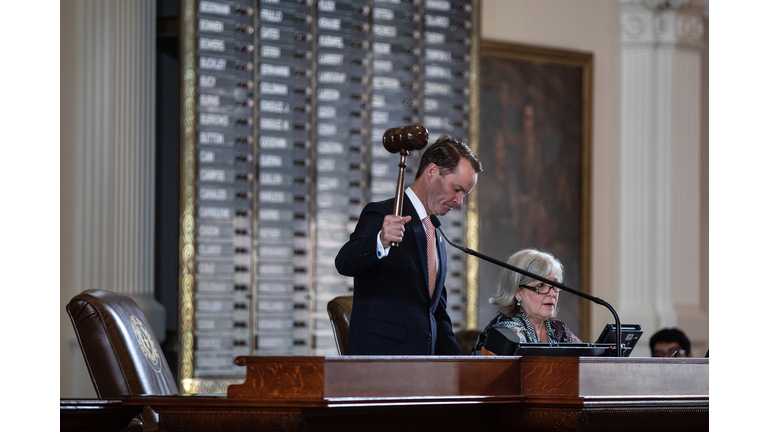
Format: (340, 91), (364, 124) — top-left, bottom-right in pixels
(595, 324), (643, 353)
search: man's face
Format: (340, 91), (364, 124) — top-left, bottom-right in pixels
(424, 158), (478, 216)
(652, 341), (690, 357)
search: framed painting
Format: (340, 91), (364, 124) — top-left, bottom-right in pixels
(469, 40), (593, 338)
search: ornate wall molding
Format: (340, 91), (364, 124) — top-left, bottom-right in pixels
(178, 0), (198, 384)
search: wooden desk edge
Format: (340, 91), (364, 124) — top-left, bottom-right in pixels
(122, 394), (527, 409)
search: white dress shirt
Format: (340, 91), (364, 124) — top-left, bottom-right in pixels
(376, 188), (440, 271)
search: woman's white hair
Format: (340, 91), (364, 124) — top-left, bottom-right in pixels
(489, 249), (565, 317)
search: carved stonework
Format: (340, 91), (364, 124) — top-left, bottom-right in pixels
(619, 0), (708, 46)
(179, 0), (197, 386)
(182, 377), (245, 394)
(676, 12), (706, 46)
(620, 9), (654, 43)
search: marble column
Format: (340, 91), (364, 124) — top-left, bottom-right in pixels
(62, 0), (162, 398)
(73, 0), (164, 334)
(618, 0), (708, 355)
(72, 0), (163, 326)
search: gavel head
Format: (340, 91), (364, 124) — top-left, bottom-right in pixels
(382, 124), (429, 154)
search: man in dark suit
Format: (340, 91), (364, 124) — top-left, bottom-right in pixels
(335, 136), (482, 355)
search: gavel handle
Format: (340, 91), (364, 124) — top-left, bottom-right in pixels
(390, 149), (409, 248)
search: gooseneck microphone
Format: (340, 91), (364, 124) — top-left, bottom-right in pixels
(431, 215), (624, 357)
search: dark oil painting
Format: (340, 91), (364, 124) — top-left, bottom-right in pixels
(476, 42), (592, 338)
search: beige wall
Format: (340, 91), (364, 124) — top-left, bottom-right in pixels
(480, 0), (624, 340)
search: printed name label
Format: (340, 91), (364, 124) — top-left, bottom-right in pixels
(425, 15), (450, 28)
(318, 17), (341, 30)
(425, 32), (446, 44)
(373, 76), (399, 90)
(259, 154), (283, 167)
(200, 1), (230, 15)
(261, 9), (283, 23)
(200, 38), (226, 51)
(200, 113), (229, 127)
(200, 57), (226, 70)
(425, 65), (452, 79)
(200, 75), (217, 88)
(318, 71), (347, 84)
(260, 100), (289, 113)
(318, 141), (344, 154)
(261, 45), (281, 58)
(318, 88), (341, 101)
(260, 63), (290, 77)
(373, 8), (394, 20)
(260, 136), (288, 149)
(200, 131), (224, 144)
(425, 48), (452, 61)
(317, 158), (337, 172)
(318, 0), (336, 12)
(373, 24), (397, 38)
(260, 118), (290, 131)
(200, 19), (224, 32)
(260, 27), (280, 40)
(317, 106), (336, 118)
(319, 35), (345, 49)
(199, 169), (226, 182)
(260, 81), (288, 95)
(318, 53), (344, 65)
(425, 0), (451, 11)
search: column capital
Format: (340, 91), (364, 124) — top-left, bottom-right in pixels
(619, 0), (708, 48)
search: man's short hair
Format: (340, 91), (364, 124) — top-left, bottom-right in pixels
(415, 135), (482, 179)
(650, 328), (691, 354)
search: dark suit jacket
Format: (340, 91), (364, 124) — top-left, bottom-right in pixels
(335, 195), (462, 355)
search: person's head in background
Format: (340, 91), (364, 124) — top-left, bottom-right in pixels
(650, 327), (692, 357)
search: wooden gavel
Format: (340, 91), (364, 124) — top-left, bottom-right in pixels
(382, 124), (429, 247)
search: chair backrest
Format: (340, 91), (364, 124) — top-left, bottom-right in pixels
(326, 295), (353, 355)
(66, 289), (178, 398)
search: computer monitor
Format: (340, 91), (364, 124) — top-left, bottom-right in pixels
(595, 324), (643, 356)
(482, 324), (644, 357)
(484, 326), (608, 357)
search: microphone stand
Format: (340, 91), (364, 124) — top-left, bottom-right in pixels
(434, 220), (623, 357)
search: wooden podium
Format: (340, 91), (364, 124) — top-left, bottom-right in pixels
(123, 355), (708, 432)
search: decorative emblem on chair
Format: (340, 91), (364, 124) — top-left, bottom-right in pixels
(131, 315), (162, 372)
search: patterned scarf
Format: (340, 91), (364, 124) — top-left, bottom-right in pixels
(487, 309), (575, 345)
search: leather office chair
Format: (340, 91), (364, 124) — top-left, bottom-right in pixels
(326, 295), (353, 355)
(454, 329), (481, 355)
(67, 289), (178, 431)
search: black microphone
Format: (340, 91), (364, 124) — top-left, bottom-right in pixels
(429, 215), (442, 229)
(433, 216), (624, 358)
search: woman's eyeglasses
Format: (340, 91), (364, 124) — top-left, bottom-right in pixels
(519, 283), (561, 295)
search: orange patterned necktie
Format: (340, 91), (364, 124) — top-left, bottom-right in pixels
(423, 216), (436, 298)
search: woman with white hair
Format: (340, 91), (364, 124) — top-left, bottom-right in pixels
(472, 248), (580, 355)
